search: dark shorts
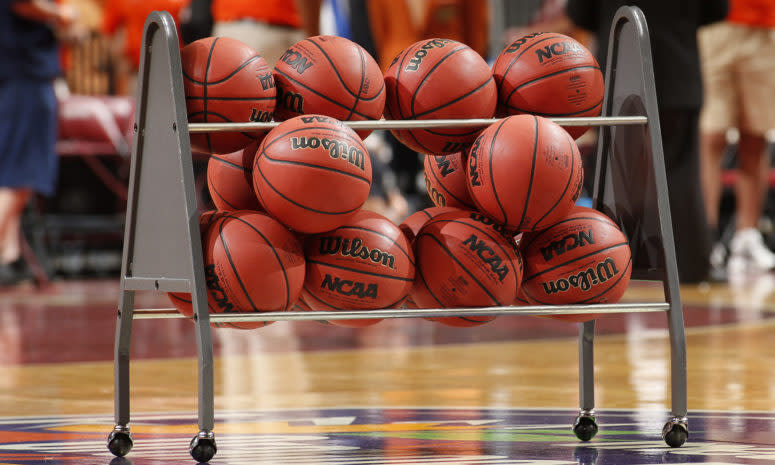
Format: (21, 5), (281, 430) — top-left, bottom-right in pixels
(0, 79), (58, 196)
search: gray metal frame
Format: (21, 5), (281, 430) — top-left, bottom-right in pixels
(109, 6), (688, 460)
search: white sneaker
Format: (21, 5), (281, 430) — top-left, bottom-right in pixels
(727, 228), (775, 274)
(709, 242), (727, 269)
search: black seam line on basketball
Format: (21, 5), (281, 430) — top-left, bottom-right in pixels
(169, 294), (190, 304)
(227, 215), (292, 310)
(519, 215), (617, 251)
(416, 232), (502, 305)
(259, 124), (363, 152)
(188, 110), (258, 141)
(425, 218), (519, 278)
(404, 127), (437, 154)
(504, 65), (601, 106)
(261, 153), (371, 184)
(211, 156), (248, 171)
(574, 257), (632, 304)
(393, 47), (412, 120)
(306, 259), (414, 282)
(500, 34), (565, 87)
(183, 55), (264, 86)
(203, 37), (217, 153)
(424, 126), (481, 137)
(217, 220), (260, 312)
(410, 45), (468, 115)
(302, 285), (345, 310)
(383, 295), (409, 310)
(186, 95), (276, 101)
(427, 157), (472, 209)
(208, 171), (240, 210)
(522, 241), (630, 282)
(411, 75), (494, 119)
(532, 130), (578, 230)
(346, 45), (368, 120)
(488, 119), (509, 224)
(516, 116), (539, 231)
(416, 253), (446, 307)
(506, 98), (603, 117)
(335, 225), (415, 264)
(274, 68), (378, 119)
(255, 163), (364, 215)
(306, 38), (361, 99)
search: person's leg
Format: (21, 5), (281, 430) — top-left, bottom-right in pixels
(699, 131), (728, 230)
(734, 132), (768, 231)
(0, 188), (32, 265)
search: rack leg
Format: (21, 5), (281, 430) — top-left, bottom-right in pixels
(574, 320), (598, 441)
(191, 309), (217, 462)
(107, 289), (135, 457)
(663, 300), (689, 447)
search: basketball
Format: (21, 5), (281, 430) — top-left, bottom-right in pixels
(203, 210), (306, 327)
(466, 114), (583, 232)
(384, 38), (496, 155)
(398, 206), (460, 244)
(273, 35), (385, 139)
(520, 205), (632, 307)
(492, 32), (604, 139)
(182, 36), (276, 154)
(253, 114), (372, 233)
(423, 152), (476, 209)
(207, 142), (262, 211)
(411, 210), (523, 326)
(303, 209), (415, 327)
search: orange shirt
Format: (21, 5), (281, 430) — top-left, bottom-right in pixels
(210, 0), (301, 28)
(101, 0), (188, 69)
(728, 0), (775, 28)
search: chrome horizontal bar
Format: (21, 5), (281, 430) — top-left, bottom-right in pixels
(132, 302), (669, 321)
(187, 116), (648, 133)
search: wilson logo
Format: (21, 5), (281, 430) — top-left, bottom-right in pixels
(249, 108), (272, 122)
(424, 173), (446, 206)
(504, 32), (544, 54)
(461, 234), (509, 282)
(468, 136), (483, 187)
(468, 213), (513, 241)
(318, 236), (395, 269)
(434, 155), (454, 177)
(279, 49), (314, 74)
(205, 264), (234, 312)
(277, 87), (304, 113)
(321, 274), (378, 299)
(404, 39), (452, 71)
(290, 137), (366, 170)
(535, 41), (585, 63)
(258, 72), (275, 90)
(540, 257), (619, 294)
(539, 230), (594, 261)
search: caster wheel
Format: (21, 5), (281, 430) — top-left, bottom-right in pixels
(662, 421), (688, 447)
(190, 435), (217, 462)
(573, 415), (598, 442)
(107, 430), (133, 457)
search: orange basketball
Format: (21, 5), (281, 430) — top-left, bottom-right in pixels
(520, 206), (632, 307)
(303, 210), (415, 327)
(398, 206), (460, 244)
(207, 142), (262, 211)
(253, 114), (372, 233)
(423, 152), (476, 209)
(411, 210), (523, 327)
(492, 32), (604, 139)
(273, 35), (385, 139)
(182, 36), (276, 154)
(203, 211), (306, 327)
(384, 38), (496, 155)
(467, 115), (583, 232)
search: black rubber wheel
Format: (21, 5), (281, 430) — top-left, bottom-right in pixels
(573, 416), (598, 442)
(190, 436), (217, 462)
(663, 422), (688, 447)
(107, 431), (133, 457)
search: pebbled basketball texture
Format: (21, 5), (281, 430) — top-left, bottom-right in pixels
(384, 38), (497, 156)
(207, 142), (262, 211)
(182, 36), (276, 154)
(492, 32), (604, 139)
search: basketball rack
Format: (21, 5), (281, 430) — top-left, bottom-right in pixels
(107, 6), (688, 462)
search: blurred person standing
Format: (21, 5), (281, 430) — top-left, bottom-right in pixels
(698, 0), (775, 277)
(565, 0), (728, 284)
(0, 0), (80, 284)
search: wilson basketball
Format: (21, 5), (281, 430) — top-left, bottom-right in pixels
(398, 206), (460, 244)
(273, 35), (385, 139)
(182, 36), (276, 154)
(253, 114), (372, 233)
(203, 210), (306, 327)
(423, 152), (476, 209)
(520, 205), (632, 307)
(493, 32), (604, 139)
(303, 210), (415, 327)
(384, 38), (496, 155)
(411, 210), (523, 326)
(467, 115), (583, 232)
(207, 142), (262, 211)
